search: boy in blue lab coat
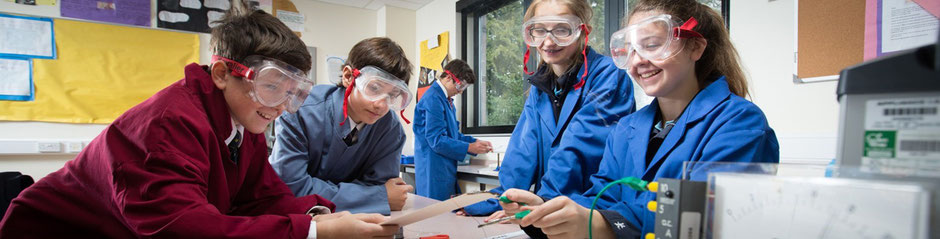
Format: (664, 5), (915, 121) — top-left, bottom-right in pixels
(413, 59), (494, 201)
(270, 37), (415, 215)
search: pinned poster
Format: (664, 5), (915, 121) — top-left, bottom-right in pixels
(864, 0), (939, 60)
(416, 31), (449, 102)
(3, 0), (56, 5)
(0, 57), (33, 101)
(0, 19), (198, 123)
(157, 0), (230, 33)
(0, 14), (55, 59)
(61, 0), (151, 27)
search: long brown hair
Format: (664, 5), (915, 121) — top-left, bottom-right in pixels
(524, 0), (593, 71)
(627, 0), (748, 97)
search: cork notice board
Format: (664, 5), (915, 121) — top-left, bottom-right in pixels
(795, 0), (865, 83)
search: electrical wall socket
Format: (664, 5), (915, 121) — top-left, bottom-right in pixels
(37, 141), (62, 153)
(66, 141), (84, 153)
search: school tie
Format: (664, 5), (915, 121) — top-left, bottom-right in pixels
(343, 127), (359, 145)
(228, 131), (241, 163)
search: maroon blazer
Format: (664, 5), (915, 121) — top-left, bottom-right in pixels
(0, 64), (334, 238)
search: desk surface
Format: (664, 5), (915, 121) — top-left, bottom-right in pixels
(393, 194), (527, 239)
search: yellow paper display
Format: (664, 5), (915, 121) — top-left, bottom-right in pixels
(0, 19), (199, 124)
(419, 32), (449, 71)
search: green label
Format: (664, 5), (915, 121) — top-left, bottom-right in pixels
(864, 131), (896, 158)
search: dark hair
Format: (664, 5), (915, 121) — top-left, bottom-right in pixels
(344, 37), (413, 84)
(209, 0), (311, 73)
(627, 0), (748, 98)
(440, 59), (476, 85)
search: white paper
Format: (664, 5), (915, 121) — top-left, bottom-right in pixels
(880, 0), (939, 53)
(0, 58), (31, 97)
(427, 35), (440, 49)
(381, 193), (497, 226)
(276, 10), (305, 32)
(0, 15), (55, 59)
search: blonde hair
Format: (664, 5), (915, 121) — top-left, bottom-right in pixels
(627, 0), (749, 98)
(524, 0), (593, 72)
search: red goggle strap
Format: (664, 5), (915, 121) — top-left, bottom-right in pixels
(212, 55), (254, 79)
(400, 110), (410, 124)
(573, 24), (589, 90)
(523, 48), (534, 75)
(444, 70), (462, 85)
(341, 68), (360, 126)
(674, 17), (704, 39)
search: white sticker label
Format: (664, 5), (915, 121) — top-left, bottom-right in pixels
(862, 97), (940, 173)
(679, 212), (701, 239)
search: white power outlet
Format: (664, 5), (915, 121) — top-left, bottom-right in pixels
(37, 141), (62, 153)
(66, 141), (84, 153)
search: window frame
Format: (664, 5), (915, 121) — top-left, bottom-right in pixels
(457, 0), (729, 135)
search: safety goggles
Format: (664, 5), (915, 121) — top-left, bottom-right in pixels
(213, 55), (314, 113)
(522, 15), (585, 47)
(609, 15), (704, 70)
(521, 15), (591, 88)
(444, 70), (469, 92)
(341, 65), (413, 125)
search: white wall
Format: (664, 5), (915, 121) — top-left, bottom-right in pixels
(730, 0), (838, 164)
(294, 1), (378, 85)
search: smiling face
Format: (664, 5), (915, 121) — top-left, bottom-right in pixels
(531, 2), (583, 70)
(626, 10), (705, 99)
(212, 63), (285, 134)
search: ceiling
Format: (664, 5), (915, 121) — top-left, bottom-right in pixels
(313, 0), (435, 10)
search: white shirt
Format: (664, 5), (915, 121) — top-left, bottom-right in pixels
(435, 80), (450, 99)
(224, 119), (244, 147)
(229, 119), (318, 238)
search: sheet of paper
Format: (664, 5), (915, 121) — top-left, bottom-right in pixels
(60, 0), (151, 26)
(276, 10), (304, 32)
(381, 193), (497, 226)
(879, 0), (939, 54)
(0, 14), (55, 59)
(0, 57), (33, 101)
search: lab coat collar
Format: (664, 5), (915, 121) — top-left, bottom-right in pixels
(634, 77), (733, 178)
(332, 86), (374, 141)
(182, 63), (236, 148)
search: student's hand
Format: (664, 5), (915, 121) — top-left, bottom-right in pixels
(468, 141), (491, 154)
(499, 189), (545, 216)
(483, 210), (512, 224)
(478, 140), (494, 152)
(316, 213), (398, 239)
(385, 178), (413, 211)
(518, 196), (615, 239)
(312, 211), (351, 222)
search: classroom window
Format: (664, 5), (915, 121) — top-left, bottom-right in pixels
(459, 0), (626, 134)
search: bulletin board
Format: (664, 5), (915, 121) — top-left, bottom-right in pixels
(794, 0), (865, 83)
(0, 19), (199, 124)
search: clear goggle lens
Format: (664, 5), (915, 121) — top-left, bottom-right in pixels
(610, 14), (701, 70)
(354, 66), (412, 111)
(215, 55), (314, 113)
(522, 15), (584, 47)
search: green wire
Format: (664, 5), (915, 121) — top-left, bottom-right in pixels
(588, 177), (648, 239)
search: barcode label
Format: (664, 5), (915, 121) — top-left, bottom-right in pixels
(900, 140), (940, 152)
(883, 107), (938, 116)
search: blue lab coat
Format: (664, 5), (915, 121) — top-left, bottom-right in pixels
(270, 85), (405, 215)
(572, 77), (780, 236)
(413, 81), (477, 200)
(463, 47), (636, 215)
